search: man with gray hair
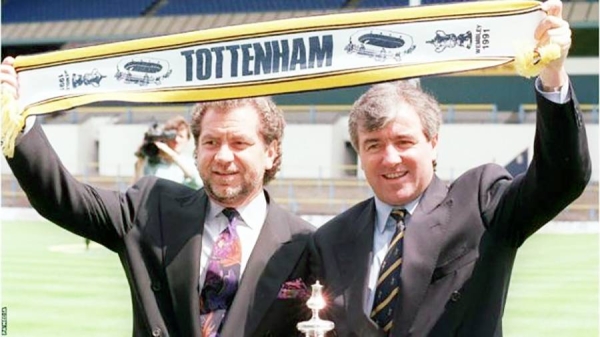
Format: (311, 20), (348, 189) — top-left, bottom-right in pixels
(309, 1), (591, 336)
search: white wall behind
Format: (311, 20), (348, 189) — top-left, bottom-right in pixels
(281, 124), (335, 178)
(435, 125), (535, 181)
(1, 125), (81, 174)
(98, 124), (148, 177)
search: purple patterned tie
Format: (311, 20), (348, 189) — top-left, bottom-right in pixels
(200, 208), (242, 337)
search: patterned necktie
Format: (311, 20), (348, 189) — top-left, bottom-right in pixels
(199, 208), (242, 337)
(370, 208), (408, 333)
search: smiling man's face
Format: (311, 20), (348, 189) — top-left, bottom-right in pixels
(196, 104), (275, 208)
(357, 102), (438, 206)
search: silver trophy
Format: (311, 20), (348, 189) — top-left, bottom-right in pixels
(297, 281), (335, 337)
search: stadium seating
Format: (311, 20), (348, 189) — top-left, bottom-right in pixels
(356, 0), (410, 8)
(1, 173), (597, 221)
(2, 0), (155, 23)
(2, 1), (597, 44)
(38, 103), (510, 125)
(34, 102), (600, 126)
(3, 0), (598, 24)
(420, 0), (473, 4)
(518, 103), (599, 123)
(156, 0), (347, 15)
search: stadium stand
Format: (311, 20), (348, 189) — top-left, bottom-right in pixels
(37, 101), (600, 126)
(566, 0), (599, 22)
(357, 0), (410, 8)
(2, 1), (597, 45)
(1, 0), (598, 221)
(2, 0), (156, 23)
(518, 103), (599, 123)
(420, 0), (474, 4)
(3, 0), (597, 24)
(37, 104), (508, 125)
(156, 0), (348, 15)
(1, 173), (597, 221)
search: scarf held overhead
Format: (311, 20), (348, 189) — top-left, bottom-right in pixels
(2, 0), (559, 157)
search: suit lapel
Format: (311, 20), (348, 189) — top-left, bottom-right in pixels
(221, 197), (303, 336)
(333, 200), (384, 335)
(392, 176), (451, 336)
(163, 189), (208, 336)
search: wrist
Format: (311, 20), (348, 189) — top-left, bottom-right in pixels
(541, 84), (562, 92)
(539, 67), (568, 92)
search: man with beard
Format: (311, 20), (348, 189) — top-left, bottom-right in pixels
(1, 57), (315, 337)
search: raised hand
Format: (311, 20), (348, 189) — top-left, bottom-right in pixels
(1, 57), (19, 100)
(537, 0), (571, 89)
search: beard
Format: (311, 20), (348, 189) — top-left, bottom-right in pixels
(203, 177), (261, 206)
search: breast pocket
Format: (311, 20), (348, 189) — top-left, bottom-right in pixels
(431, 249), (478, 283)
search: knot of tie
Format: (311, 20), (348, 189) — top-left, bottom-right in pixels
(222, 208), (238, 224)
(390, 208), (407, 228)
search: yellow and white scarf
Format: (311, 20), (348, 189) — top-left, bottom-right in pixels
(1, 0), (559, 157)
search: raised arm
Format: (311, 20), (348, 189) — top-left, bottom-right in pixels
(483, 0), (592, 245)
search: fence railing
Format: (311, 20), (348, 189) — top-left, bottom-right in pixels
(518, 103), (599, 123)
(39, 103), (557, 124)
(2, 174), (597, 221)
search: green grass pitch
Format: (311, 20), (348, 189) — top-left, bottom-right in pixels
(1, 220), (597, 336)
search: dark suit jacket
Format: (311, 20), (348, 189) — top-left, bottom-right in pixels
(7, 122), (315, 337)
(310, 88), (591, 337)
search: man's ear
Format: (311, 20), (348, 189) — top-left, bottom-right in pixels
(430, 134), (439, 161)
(265, 141), (277, 170)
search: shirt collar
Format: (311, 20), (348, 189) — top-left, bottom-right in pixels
(207, 191), (268, 230)
(374, 195), (420, 234)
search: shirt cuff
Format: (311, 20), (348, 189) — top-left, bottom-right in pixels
(535, 77), (571, 104)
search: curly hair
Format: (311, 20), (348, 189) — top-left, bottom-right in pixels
(190, 97), (285, 185)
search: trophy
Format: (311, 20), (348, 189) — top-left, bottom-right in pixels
(297, 281), (335, 337)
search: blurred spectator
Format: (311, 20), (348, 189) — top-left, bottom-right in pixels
(133, 115), (202, 189)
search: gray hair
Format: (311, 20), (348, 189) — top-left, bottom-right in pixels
(348, 80), (442, 152)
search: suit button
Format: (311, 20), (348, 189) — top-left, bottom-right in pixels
(151, 282), (162, 291)
(450, 290), (461, 302)
(152, 327), (162, 336)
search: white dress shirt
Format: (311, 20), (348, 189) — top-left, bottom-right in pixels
(199, 192), (267, 289)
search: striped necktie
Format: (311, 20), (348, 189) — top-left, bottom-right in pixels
(370, 208), (408, 333)
(199, 208), (242, 337)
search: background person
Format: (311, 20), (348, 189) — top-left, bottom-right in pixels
(133, 115), (203, 189)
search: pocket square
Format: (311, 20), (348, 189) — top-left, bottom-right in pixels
(277, 278), (310, 300)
